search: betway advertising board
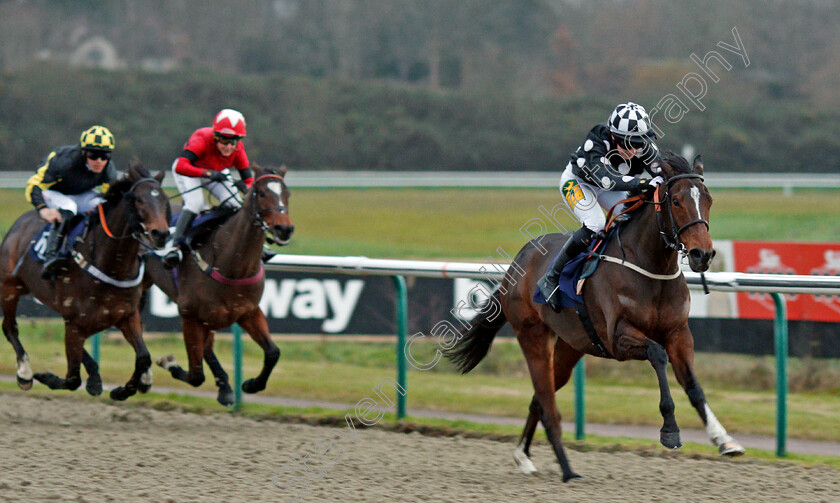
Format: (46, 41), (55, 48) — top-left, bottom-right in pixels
(15, 240), (840, 357)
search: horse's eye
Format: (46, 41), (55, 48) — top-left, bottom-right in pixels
(672, 199), (681, 207)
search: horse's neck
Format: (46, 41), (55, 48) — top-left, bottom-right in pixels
(611, 203), (679, 274)
(84, 204), (141, 276)
(206, 206), (264, 275)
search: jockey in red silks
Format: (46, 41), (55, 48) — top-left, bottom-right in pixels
(163, 109), (255, 267)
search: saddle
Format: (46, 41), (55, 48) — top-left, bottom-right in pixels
(172, 206), (237, 249)
(26, 214), (89, 264)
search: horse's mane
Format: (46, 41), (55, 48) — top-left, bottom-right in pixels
(102, 161), (152, 208)
(661, 150), (692, 177)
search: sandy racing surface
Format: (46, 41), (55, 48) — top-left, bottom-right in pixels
(0, 392), (838, 503)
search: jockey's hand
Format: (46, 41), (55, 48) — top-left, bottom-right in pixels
(234, 180), (248, 193)
(649, 176), (664, 188)
(205, 170), (228, 183)
(38, 207), (62, 223)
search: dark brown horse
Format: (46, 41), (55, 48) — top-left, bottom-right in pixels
(446, 153), (744, 482)
(144, 165), (294, 406)
(0, 162), (170, 400)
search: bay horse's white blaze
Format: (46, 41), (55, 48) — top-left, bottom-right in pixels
(267, 181), (282, 197)
(513, 440), (537, 475)
(690, 186), (702, 221)
(704, 404), (745, 455)
(17, 354), (33, 380)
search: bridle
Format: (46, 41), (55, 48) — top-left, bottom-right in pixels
(654, 173), (709, 253)
(97, 176), (165, 250)
(249, 174), (288, 233)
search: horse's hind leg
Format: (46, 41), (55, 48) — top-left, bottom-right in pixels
(517, 322), (581, 482)
(157, 317), (206, 387)
(1, 283), (33, 390)
(81, 350), (103, 396)
(202, 330), (235, 406)
(665, 328), (744, 456)
(237, 309), (280, 394)
(515, 337), (583, 475)
(614, 320), (681, 449)
(33, 322), (84, 391)
(109, 312), (152, 401)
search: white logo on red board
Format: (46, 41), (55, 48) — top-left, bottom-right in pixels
(745, 248), (798, 311)
(810, 249), (840, 313)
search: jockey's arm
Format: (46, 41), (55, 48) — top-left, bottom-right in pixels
(580, 143), (641, 192)
(174, 150), (206, 178)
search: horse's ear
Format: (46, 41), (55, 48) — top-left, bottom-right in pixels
(155, 169), (166, 184)
(279, 164), (288, 177)
(692, 155), (704, 175)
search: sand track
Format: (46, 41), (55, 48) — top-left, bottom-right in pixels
(0, 393), (837, 503)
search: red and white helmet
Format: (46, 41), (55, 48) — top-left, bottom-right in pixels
(213, 109), (247, 137)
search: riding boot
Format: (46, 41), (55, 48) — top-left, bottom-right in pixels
(536, 226), (596, 310)
(163, 209), (197, 269)
(261, 245), (276, 263)
(41, 210), (74, 279)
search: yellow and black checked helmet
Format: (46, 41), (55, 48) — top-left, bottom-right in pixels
(79, 125), (115, 151)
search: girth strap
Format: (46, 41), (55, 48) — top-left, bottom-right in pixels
(575, 304), (612, 358)
(190, 249), (264, 286)
(70, 249), (145, 288)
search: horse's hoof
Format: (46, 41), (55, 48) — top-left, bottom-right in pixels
(242, 378), (265, 394)
(719, 441), (745, 457)
(86, 376), (103, 396)
(109, 386), (134, 401)
(562, 472), (583, 483)
(513, 446), (537, 475)
(217, 388), (235, 407)
(17, 376), (33, 391)
(156, 354), (177, 370)
(138, 368), (153, 394)
(660, 431), (682, 450)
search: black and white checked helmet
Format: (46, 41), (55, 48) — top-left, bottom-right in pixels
(608, 102), (653, 138)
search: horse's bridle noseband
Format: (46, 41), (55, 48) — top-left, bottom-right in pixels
(654, 173), (709, 252)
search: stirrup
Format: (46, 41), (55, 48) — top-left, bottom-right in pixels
(162, 248), (183, 269)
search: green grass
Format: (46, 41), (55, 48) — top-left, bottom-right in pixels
(3, 325), (839, 447)
(3, 187), (840, 258)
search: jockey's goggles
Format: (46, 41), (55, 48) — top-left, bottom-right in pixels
(614, 135), (647, 150)
(214, 133), (242, 145)
(84, 149), (111, 161)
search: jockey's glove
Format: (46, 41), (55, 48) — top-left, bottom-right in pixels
(234, 180), (248, 193)
(205, 170), (229, 183)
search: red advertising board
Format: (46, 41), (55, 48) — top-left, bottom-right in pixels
(732, 241), (840, 321)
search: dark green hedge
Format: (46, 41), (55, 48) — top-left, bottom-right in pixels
(0, 64), (833, 174)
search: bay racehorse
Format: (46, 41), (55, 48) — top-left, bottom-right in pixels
(446, 153), (744, 482)
(0, 161), (170, 400)
(143, 165), (294, 406)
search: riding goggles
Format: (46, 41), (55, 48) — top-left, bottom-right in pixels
(84, 150), (111, 161)
(214, 134), (242, 145)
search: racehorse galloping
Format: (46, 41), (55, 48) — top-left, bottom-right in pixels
(0, 162), (170, 400)
(144, 165), (294, 406)
(446, 153), (744, 482)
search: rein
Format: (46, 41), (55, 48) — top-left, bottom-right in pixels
(592, 173), (708, 281)
(76, 176), (160, 288)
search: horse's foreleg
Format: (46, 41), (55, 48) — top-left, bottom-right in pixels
(516, 336), (583, 475)
(157, 317), (206, 387)
(33, 323), (84, 391)
(517, 323), (580, 482)
(202, 331), (235, 406)
(109, 312), (152, 401)
(236, 309), (280, 394)
(614, 321), (681, 449)
(666, 330), (744, 456)
(2, 288), (33, 390)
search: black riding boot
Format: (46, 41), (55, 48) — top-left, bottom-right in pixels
(163, 209), (197, 268)
(41, 210), (74, 279)
(536, 226), (596, 310)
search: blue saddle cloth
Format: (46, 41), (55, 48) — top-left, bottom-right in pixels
(28, 215), (89, 263)
(532, 226), (620, 309)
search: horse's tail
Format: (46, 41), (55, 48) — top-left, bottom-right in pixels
(444, 288), (507, 374)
